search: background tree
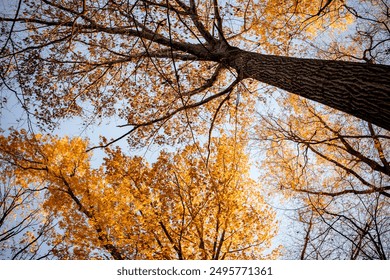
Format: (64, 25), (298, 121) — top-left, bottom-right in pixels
(141, 135), (280, 259)
(0, 129), (280, 259)
(0, 176), (55, 260)
(297, 193), (389, 259)
(0, 135), (56, 259)
(254, 94), (390, 259)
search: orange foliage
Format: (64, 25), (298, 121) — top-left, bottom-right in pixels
(0, 130), (280, 259)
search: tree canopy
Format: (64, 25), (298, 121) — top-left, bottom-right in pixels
(0, 130), (280, 259)
(255, 95), (390, 259)
(0, 0), (389, 259)
(1, 0), (389, 138)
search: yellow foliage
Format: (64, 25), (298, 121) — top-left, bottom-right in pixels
(0, 130), (280, 260)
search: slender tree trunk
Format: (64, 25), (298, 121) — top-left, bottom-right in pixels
(227, 49), (390, 131)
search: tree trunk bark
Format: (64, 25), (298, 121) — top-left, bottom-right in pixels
(227, 49), (390, 131)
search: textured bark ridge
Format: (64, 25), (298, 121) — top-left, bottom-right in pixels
(227, 49), (390, 131)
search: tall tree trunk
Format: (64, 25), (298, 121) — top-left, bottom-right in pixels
(227, 49), (390, 131)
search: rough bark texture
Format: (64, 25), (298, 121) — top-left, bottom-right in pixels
(227, 48), (390, 131)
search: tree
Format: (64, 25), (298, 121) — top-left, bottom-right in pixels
(0, 175), (54, 260)
(254, 94), (390, 259)
(297, 193), (390, 259)
(1, 0), (390, 261)
(0, 129), (280, 259)
(0, 140), (56, 259)
(0, 0), (389, 145)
